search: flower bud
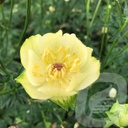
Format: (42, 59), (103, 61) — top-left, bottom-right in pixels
(105, 101), (128, 127)
(74, 122), (79, 128)
(108, 5), (112, 9)
(49, 6), (55, 12)
(64, 0), (70, 2)
(109, 88), (117, 98)
(119, 113), (128, 127)
(102, 27), (108, 33)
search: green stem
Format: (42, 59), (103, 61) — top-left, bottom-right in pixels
(105, 44), (128, 67)
(9, 0), (14, 28)
(115, 0), (123, 27)
(40, 0), (43, 32)
(101, 1), (128, 70)
(121, 30), (128, 38)
(86, 0), (90, 24)
(102, 17), (128, 68)
(38, 103), (48, 128)
(7, 0), (31, 65)
(105, 2), (111, 25)
(0, 4), (9, 56)
(89, 0), (102, 28)
(85, 0), (91, 44)
(99, 31), (106, 59)
(0, 59), (9, 75)
(99, 2), (111, 59)
(103, 27), (128, 68)
(101, 39), (118, 70)
(17, 0), (31, 47)
(0, 85), (21, 96)
(0, 4), (6, 24)
(119, 18), (128, 32)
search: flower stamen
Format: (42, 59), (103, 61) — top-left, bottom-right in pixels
(42, 47), (81, 84)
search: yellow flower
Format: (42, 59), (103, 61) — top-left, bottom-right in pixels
(16, 30), (100, 108)
(104, 101), (128, 128)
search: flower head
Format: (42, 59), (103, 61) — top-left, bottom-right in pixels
(16, 30), (100, 109)
(104, 101), (128, 128)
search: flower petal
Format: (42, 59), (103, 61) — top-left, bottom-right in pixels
(78, 57), (100, 90)
(38, 82), (77, 98)
(21, 30), (62, 68)
(40, 30), (62, 49)
(66, 56), (100, 92)
(20, 34), (42, 68)
(57, 33), (88, 66)
(26, 50), (46, 86)
(15, 71), (50, 100)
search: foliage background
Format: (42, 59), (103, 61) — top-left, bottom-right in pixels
(0, 0), (128, 127)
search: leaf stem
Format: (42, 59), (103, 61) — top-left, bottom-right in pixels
(0, 4), (9, 56)
(17, 0), (31, 47)
(99, 2), (111, 59)
(89, 0), (102, 28)
(85, 0), (91, 44)
(0, 4), (5, 24)
(115, 0), (123, 27)
(105, 44), (128, 67)
(7, 0), (31, 65)
(101, 4), (128, 70)
(0, 85), (21, 96)
(9, 0), (14, 28)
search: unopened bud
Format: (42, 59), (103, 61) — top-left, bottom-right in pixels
(84, 35), (88, 39)
(109, 88), (117, 98)
(108, 5), (112, 9)
(102, 27), (108, 33)
(105, 101), (128, 127)
(64, 0), (70, 2)
(74, 122), (79, 128)
(49, 6), (55, 12)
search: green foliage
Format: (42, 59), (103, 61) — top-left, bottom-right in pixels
(0, 0), (128, 127)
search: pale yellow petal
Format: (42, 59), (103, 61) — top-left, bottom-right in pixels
(85, 47), (93, 61)
(66, 72), (86, 92)
(40, 30), (62, 49)
(21, 30), (62, 69)
(20, 34), (42, 68)
(38, 83), (77, 98)
(15, 71), (50, 100)
(78, 57), (100, 90)
(26, 50), (45, 86)
(57, 33), (88, 66)
(66, 57), (100, 92)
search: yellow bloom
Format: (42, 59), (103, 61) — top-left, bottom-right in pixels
(16, 30), (100, 108)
